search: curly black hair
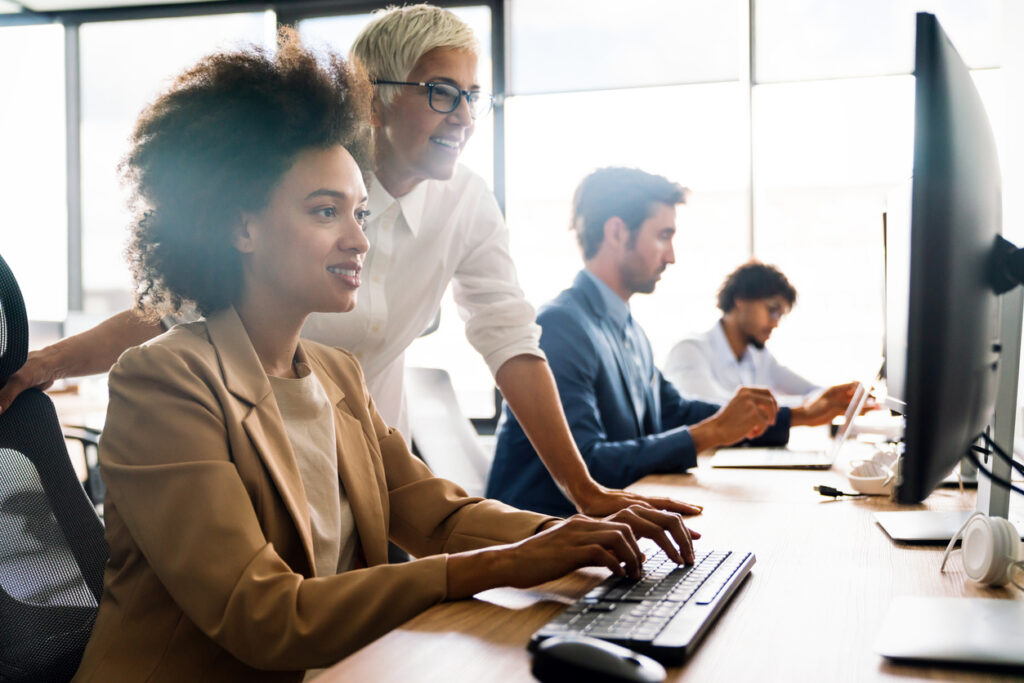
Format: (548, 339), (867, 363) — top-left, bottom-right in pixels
(716, 261), (797, 313)
(122, 28), (372, 318)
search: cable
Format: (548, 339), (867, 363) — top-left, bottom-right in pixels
(981, 432), (1024, 478)
(962, 448), (1024, 497)
(814, 485), (865, 498)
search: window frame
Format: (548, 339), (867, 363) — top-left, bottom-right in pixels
(0, 0), (1009, 421)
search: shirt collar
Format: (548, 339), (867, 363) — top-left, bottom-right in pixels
(581, 269), (631, 335)
(711, 318), (750, 366)
(367, 172), (428, 237)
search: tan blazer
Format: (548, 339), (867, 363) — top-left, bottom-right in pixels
(73, 308), (553, 682)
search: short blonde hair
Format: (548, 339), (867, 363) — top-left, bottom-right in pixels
(350, 3), (479, 106)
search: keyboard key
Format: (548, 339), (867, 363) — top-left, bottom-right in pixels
(693, 553), (749, 605)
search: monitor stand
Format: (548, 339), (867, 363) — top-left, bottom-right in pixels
(875, 287), (1024, 543)
(875, 596), (1024, 667)
(873, 509), (1003, 543)
(873, 483), (1024, 541)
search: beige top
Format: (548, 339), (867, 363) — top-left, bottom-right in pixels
(269, 364), (357, 577)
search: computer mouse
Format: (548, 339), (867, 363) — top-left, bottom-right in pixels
(531, 635), (667, 683)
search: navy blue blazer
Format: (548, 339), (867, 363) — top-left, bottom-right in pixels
(486, 271), (791, 516)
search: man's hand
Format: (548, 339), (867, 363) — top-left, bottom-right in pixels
(790, 381), (859, 427)
(0, 349), (60, 415)
(689, 386), (779, 452)
(574, 485), (702, 517)
(0, 309), (164, 416)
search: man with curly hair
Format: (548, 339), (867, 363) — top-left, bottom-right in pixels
(664, 261), (857, 411)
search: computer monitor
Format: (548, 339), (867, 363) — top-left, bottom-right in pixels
(892, 12), (1023, 506)
(874, 14), (1024, 669)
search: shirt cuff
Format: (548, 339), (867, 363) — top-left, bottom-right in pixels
(483, 342), (546, 378)
(645, 426), (699, 472)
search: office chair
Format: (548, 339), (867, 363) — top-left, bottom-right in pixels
(405, 367), (493, 498)
(61, 426), (105, 509)
(0, 253), (108, 682)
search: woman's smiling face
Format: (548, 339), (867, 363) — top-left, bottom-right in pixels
(373, 47), (479, 195)
(236, 145), (370, 315)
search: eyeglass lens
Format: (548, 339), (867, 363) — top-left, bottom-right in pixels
(428, 82), (492, 118)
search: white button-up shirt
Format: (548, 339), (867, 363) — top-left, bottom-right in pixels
(302, 165), (543, 437)
(662, 320), (818, 407)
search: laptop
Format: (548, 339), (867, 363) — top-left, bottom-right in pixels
(710, 380), (871, 469)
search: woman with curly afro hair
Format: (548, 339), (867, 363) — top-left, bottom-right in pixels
(73, 28), (656, 683)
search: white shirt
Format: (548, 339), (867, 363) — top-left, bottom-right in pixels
(662, 320), (819, 407)
(302, 165), (543, 438)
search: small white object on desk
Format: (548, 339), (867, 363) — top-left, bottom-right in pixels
(846, 447), (898, 495)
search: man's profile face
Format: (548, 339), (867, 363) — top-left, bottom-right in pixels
(619, 203), (677, 295)
(734, 295), (789, 349)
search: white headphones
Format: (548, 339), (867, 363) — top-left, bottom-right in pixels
(940, 512), (1024, 589)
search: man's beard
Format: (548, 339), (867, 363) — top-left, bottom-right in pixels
(631, 278), (658, 295)
(624, 264), (663, 296)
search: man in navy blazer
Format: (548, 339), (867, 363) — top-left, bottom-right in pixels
(487, 168), (844, 516)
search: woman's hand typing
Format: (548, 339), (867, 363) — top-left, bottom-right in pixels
(445, 505), (699, 599)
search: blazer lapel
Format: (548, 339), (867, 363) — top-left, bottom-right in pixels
(206, 308), (316, 574)
(635, 331), (661, 433)
(575, 274), (645, 434)
(599, 321), (645, 434)
(305, 347), (390, 568)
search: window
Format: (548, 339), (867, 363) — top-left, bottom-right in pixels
(754, 0), (1003, 82)
(78, 11), (271, 316)
(510, 0), (742, 94)
(2, 1), (1019, 420)
(750, 0), (1007, 384)
(0, 24), (66, 322)
(751, 76), (913, 382)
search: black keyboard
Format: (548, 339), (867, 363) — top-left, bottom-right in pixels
(529, 546), (755, 665)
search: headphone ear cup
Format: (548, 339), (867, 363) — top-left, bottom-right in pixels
(992, 517), (1021, 586)
(963, 517), (1018, 586)
(961, 517), (997, 583)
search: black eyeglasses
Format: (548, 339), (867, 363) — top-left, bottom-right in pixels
(762, 300), (789, 321)
(373, 80), (495, 119)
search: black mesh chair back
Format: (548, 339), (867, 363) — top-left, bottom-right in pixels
(0, 254), (27, 381)
(0, 254), (108, 682)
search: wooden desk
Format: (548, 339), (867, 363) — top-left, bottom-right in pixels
(321, 457), (1023, 682)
